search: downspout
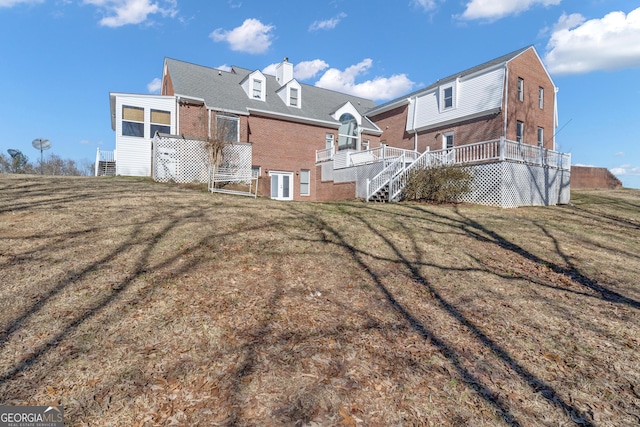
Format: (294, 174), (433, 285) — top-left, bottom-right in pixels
(175, 97), (180, 135)
(553, 87), (559, 151)
(411, 97), (419, 152)
(503, 64), (509, 139)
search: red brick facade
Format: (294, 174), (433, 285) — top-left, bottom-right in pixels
(506, 49), (556, 150)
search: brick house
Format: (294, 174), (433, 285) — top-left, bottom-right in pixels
(367, 45), (557, 153)
(103, 46), (570, 207)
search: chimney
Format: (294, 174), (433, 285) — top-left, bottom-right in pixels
(276, 57), (293, 86)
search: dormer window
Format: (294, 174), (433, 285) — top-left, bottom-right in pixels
(276, 80), (301, 108)
(253, 79), (262, 99)
(444, 87), (453, 109)
(242, 71), (266, 101)
(440, 82), (456, 111)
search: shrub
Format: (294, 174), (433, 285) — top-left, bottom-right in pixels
(402, 164), (473, 203)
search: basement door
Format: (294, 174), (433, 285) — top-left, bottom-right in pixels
(269, 171), (293, 201)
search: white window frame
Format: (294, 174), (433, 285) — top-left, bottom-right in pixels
(440, 82), (457, 111)
(325, 133), (334, 150)
(516, 121), (524, 143)
(122, 105), (145, 138)
(517, 78), (524, 102)
(290, 87), (299, 107)
(252, 79), (263, 99)
(443, 132), (454, 150)
(537, 127), (544, 147)
(299, 169), (310, 196)
(538, 86), (544, 109)
(361, 139), (370, 151)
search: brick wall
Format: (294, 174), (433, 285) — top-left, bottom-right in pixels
(176, 107), (379, 201)
(506, 49), (556, 150)
(570, 166), (623, 189)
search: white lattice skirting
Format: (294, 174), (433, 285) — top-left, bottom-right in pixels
(460, 161), (570, 208)
(152, 135), (209, 183)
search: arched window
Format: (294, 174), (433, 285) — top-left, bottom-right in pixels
(338, 113), (358, 151)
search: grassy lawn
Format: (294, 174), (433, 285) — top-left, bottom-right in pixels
(0, 174), (638, 426)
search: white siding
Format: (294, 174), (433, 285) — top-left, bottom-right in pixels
(407, 67), (505, 131)
(114, 94), (176, 177)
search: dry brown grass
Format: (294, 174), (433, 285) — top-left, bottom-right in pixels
(0, 175), (638, 426)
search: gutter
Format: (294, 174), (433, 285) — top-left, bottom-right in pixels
(503, 64), (509, 139)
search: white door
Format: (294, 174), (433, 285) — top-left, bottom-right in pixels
(269, 171), (293, 201)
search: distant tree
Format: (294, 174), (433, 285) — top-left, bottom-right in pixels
(0, 152), (93, 176)
(4, 150), (30, 174)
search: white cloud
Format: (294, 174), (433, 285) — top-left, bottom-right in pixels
(309, 12), (346, 31)
(0, 0), (43, 7)
(611, 165), (640, 176)
(147, 77), (161, 93)
(210, 18), (275, 54)
(460, 0), (561, 21)
(83, 0), (178, 27)
(411, 0), (438, 12)
(216, 64), (232, 72)
(314, 59), (415, 101)
(294, 60), (329, 80)
(544, 8), (640, 75)
(615, 152), (625, 157)
(262, 63), (277, 76)
(262, 59), (329, 81)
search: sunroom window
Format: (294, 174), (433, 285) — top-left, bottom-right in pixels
(150, 109), (171, 136)
(122, 105), (144, 137)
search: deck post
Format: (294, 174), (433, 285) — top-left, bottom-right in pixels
(499, 137), (506, 161)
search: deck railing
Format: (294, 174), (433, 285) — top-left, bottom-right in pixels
(316, 146), (335, 163)
(95, 148), (116, 176)
(367, 139), (570, 202)
(366, 154), (406, 201)
(429, 138), (571, 171)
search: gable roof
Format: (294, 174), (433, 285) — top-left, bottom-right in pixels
(164, 58), (380, 132)
(366, 45), (534, 117)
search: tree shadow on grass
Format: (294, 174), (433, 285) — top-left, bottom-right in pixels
(284, 204), (599, 426)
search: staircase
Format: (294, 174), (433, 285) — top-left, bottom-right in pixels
(96, 160), (116, 176)
(95, 148), (116, 176)
(366, 150), (454, 202)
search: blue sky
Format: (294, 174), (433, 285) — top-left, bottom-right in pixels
(1, 0), (639, 188)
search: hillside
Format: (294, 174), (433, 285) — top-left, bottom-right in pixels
(1, 175), (638, 426)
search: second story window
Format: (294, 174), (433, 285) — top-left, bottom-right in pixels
(517, 78), (524, 102)
(290, 87), (298, 107)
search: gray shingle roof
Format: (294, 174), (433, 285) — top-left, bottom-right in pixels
(366, 45), (533, 116)
(164, 58), (380, 131)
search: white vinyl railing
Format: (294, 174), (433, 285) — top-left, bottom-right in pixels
(95, 148), (116, 176)
(316, 145), (419, 168)
(430, 138), (571, 171)
(367, 139), (570, 202)
(316, 146), (335, 163)
(366, 154), (405, 201)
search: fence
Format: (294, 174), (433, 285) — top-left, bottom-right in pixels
(152, 134), (210, 183)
